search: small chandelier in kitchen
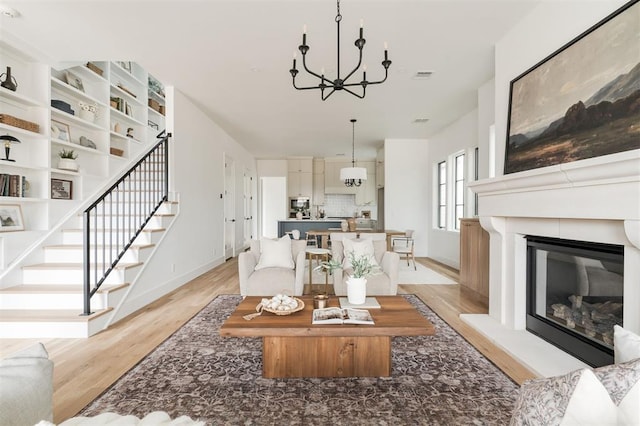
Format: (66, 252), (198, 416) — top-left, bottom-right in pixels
(340, 119), (366, 187)
(289, 0), (392, 101)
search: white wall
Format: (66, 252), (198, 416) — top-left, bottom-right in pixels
(110, 87), (256, 322)
(383, 139), (429, 257)
(424, 110), (478, 268)
(494, 0), (627, 178)
(477, 78), (495, 181)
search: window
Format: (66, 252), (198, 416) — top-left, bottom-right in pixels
(454, 153), (465, 230)
(437, 161), (446, 229)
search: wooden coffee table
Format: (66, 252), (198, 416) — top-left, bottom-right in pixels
(220, 296), (435, 378)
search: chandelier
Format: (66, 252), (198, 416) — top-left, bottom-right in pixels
(289, 0), (392, 101)
(340, 119), (367, 187)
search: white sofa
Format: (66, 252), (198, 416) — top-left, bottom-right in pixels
(329, 233), (400, 296)
(0, 344), (204, 426)
(238, 237), (307, 296)
(0, 343), (53, 426)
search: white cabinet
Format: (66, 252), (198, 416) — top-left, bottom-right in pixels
(355, 161), (376, 205)
(312, 158), (325, 205)
(287, 157), (312, 197)
(324, 159), (355, 194)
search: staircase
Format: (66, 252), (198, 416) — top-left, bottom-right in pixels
(0, 134), (174, 338)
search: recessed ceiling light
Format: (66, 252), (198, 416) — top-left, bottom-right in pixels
(413, 118), (429, 124)
(249, 66), (261, 72)
(0, 5), (20, 18)
(336, 153), (345, 156)
(413, 70), (434, 80)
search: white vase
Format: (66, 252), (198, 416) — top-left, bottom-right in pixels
(79, 109), (95, 123)
(346, 276), (367, 305)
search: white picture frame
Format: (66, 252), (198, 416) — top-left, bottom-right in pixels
(0, 204), (24, 232)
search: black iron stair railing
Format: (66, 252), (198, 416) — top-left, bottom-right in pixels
(82, 131), (171, 315)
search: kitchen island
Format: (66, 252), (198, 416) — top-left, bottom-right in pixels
(277, 219), (343, 239)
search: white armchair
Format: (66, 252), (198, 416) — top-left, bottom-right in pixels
(330, 233), (400, 296)
(238, 237), (307, 296)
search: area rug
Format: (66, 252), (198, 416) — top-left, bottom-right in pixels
(398, 262), (457, 285)
(79, 295), (519, 425)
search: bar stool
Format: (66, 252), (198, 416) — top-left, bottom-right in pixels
(305, 231), (318, 247)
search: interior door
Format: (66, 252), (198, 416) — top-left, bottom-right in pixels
(224, 155), (235, 260)
(243, 169), (253, 247)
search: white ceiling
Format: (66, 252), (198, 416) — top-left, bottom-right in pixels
(1, 0), (540, 159)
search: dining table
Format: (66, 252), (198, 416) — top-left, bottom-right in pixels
(305, 229), (405, 250)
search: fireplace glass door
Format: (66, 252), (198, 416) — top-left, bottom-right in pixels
(527, 236), (623, 366)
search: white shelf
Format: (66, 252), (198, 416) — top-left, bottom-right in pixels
(110, 62), (145, 86)
(51, 76), (106, 107)
(0, 161), (47, 172)
(0, 122), (44, 138)
(0, 196), (47, 203)
(50, 138), (107, 156)
(110, 108), (144, 126)
(111, 83), (143, 106)
(0, 86), (44, 107)
(51, 108), (106, 131)
(148, 90), (165, 104)
(109, 131), (129, 141)
(72, 64), (108, 83)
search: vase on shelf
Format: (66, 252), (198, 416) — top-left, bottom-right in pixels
(79, 109), (95, 123)
(340, 220), (348, 231)
(0, 66), (17, 92)
(346, 276), (367, 305)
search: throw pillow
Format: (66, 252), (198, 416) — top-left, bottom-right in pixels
(593, 358), (640, 425)
(342, 238), (379, 270)
(614, 325), (640, 364)
(255, 236), (294, 270)
(559, 369), (616, 426)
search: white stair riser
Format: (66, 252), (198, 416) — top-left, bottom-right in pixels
(23, 266), (139, 285)
(0, 321), (92, 338)
(62, 230), (157, 245)
(85, 202), (176, 216)
(71, 215), (170, 230)
(85, 192), (165, 204)
(0, 291), (108, 310)
(44, 246), (148, 264)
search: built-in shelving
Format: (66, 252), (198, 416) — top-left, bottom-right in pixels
(0, 36), (168, 251)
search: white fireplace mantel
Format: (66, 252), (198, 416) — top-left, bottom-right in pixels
(463, 150), (640, 377)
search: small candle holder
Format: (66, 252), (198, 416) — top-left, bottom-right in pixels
(313, 294), (329, 309)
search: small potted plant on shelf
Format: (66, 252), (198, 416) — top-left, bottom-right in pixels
(57, 149), (78, 172)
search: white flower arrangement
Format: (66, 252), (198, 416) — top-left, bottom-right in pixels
(79, 101), (97, 113)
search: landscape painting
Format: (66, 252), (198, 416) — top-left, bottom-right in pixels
(504, 1), (640, 174)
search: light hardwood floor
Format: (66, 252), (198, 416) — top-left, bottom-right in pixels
(0, 257), (537, 423)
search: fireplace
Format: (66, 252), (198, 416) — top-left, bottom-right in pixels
(526, 236), (623, 367)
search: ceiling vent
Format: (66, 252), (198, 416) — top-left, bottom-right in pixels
(413, 70), (434, 80)
(413, 118), (430, 124)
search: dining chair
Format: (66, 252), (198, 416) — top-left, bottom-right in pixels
(392, 230), (416, 270)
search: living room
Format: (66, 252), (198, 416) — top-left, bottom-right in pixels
(1, 0), (638, 424)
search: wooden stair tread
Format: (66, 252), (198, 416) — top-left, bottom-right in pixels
(0, 308), (112, 321)
(0, 283), (129, 294)
(23, 262), (143, 270)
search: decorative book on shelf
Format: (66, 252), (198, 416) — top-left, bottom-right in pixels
(311, 307), (374, 325)
(0, 174), (27, 197)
